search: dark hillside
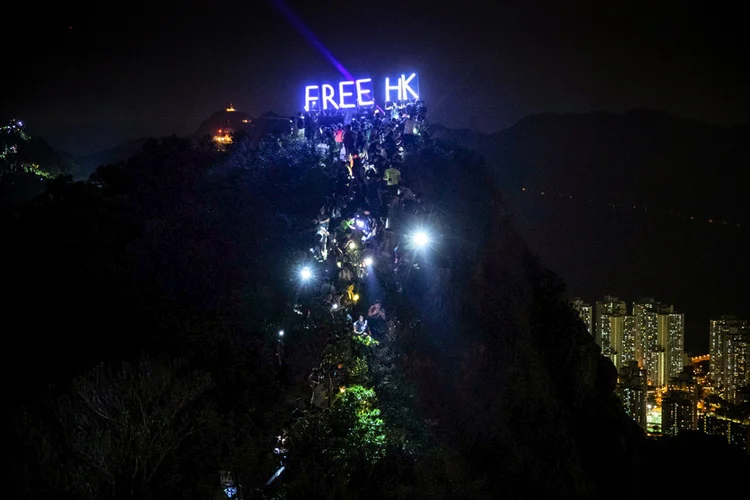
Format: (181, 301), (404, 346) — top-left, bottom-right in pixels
(3, 128), (747, 499)
(432, 110), (750, 350)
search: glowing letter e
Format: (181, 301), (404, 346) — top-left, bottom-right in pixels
(304, 85), (319, 112)
(385, 77), (402, 102)
(339, 81), (356, 109)
(355, 78), (374, 106)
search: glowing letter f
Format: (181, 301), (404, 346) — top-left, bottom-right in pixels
(304, 85), (319, 111)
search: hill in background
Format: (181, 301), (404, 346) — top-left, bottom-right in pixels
(432, 109), (750, 351)
(30, 107), (750, 351)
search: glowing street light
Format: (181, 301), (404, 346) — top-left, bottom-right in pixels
(300, 267), (312, 281)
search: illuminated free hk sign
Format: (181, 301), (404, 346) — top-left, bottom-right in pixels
(304, 73), (420, 111)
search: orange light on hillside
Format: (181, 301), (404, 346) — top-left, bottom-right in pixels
(213, 134), (233, 145)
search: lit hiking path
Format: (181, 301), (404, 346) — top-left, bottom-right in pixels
(263, 154), (393, 492)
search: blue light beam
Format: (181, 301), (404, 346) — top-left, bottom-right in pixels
(269, 0), (354, 81)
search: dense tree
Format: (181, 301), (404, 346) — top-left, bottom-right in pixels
(15, 358), (211, 499)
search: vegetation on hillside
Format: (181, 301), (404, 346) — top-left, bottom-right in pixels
(4, 129), (748, 500)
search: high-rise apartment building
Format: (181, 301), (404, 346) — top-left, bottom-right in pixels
(622, 315), (637, 369)
(667, 368), (699, 429)
(617, 360), (647, 429)
(571, 298), (593, 336)
(600, 313), (637, 371)
(662, 390), (696, 436)
(633, 298), (657, 373)
(595, 295), (627, 355)
(658, 310), (685, 388)
(632, 298), (684, 388)
(710, 316), (750, 405)
(699, 413), (749, 453)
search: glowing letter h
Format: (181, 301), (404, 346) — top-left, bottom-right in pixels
(385, 77), (402, 102)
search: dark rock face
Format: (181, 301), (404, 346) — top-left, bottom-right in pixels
(397, 138), (749, 498)
(397, 143), (647, 498)
(432, 111), (750, 351)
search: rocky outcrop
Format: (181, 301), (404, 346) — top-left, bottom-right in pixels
(397, 143), (645, 498)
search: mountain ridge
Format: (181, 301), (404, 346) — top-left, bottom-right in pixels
(63, 108), (750, 351)
(429, 109), (750, 352)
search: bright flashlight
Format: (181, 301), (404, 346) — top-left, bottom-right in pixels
(363, 257), (373, 267)
(413, 231), (429, 247)
(300, 267), (312, 281)
(278, 330), (284, 337)
(356, 219), (365, 228)
(331, 303), (339, 310)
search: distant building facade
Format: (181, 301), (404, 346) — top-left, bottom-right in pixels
(595, 296), (628, 366)
(662, 390), (696, 436)
(710, 316), (750, 405)
(631, 298), (684, 388)
(661, 368), (699, 436)
(600, 313), (637, 371)
(571, 298), (593, 336)
(699, 413), (749, 453)
(617, 360), (648, 429)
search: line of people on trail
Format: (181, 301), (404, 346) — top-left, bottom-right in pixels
(263, 104), (433, 492)
(300, 103), (430, 411)
(282, 102), (431, 438)
(304, 102), (429, 314)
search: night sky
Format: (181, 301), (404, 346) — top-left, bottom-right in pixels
(4, 1), (748, 351)
(5, 0), (748, 155)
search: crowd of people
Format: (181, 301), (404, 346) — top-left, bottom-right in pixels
(297, 101), (432, 407)
(296, 101), (430, 334)
(292, 100), (428, 170)
(266, 100), (432, 490)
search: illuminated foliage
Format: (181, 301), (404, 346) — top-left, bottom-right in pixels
(347, 353), (370, 384)
(1, 119), (77, 180)
(353, 333), (379, 348)
(331, 385), (387, 464)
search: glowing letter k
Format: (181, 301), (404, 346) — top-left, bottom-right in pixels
(401, 73), (419, 99)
